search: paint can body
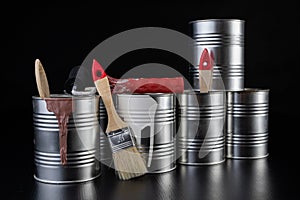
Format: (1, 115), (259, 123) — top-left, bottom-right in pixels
(114, 93), (176, 173)
(189, 19), (245, 91)
(177, 91), (225, 165)
(226, 89), (269, 159)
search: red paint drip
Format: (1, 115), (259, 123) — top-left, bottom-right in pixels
(108, 76), (184, 94)
(45, 98), (73, 165)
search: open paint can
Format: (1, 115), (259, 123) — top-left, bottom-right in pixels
(114, 93), (176, 173)
(32, 94), (101, 183)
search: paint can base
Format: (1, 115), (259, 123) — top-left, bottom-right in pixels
(147, 165), (177, 174)
(226, 154), (269, 160)
(33, 173), (101, 184)
(178, 159), (226, 166)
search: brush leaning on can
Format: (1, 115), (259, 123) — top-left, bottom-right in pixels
(92, 59), (147, 180)
(34, 58), (72, 165)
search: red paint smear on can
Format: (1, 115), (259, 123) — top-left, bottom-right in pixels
(45, 98), (73, 165)
(108, 76), (184, 94)
(92, 59), (184, 94)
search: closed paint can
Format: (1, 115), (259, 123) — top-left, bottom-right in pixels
(189, 19), (244, 91)
(226, 89), (269, 159)
(99, 99), (113, 166)
(32, 95), (101, 183)
(114, 93), (176, 173)
(177, 90), (225, 165)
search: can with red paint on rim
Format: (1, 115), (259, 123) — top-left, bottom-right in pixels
(32, 94), (101, 184)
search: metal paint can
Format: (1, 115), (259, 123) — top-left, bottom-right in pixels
(189, 19), (245, 91)
(226, 89), (269, 159)
(177, 90), (225, 165)
(114, 93), (176, 173)
(32, 94), (101, 183)
(99, 99), (113, 166)
(32, 179), (98, 200)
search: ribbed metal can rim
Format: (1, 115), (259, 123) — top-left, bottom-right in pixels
(227, 88), (270, 94)
(189, 18), (245, 24)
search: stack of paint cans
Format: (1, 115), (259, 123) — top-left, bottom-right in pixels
(32, 19), (270, 184)
(181, 18), (269, 164)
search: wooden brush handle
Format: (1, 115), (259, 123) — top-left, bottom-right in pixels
(94, 76), (127, 133)
(35, 59), (50, 98)
(199, 70), (213, 93)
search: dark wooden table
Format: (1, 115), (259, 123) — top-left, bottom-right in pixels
(9, 155), (295, 200)
(3, 115), (297, 200)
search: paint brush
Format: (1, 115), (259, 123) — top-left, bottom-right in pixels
(34, 59), (73, 165)
(92, 59), (147, 180)
(199, 48), (213, 93)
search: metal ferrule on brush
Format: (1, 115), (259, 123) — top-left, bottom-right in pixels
(106, 127), (135, 153)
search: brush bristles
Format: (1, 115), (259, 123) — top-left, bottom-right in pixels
(113, 146), (148, 180)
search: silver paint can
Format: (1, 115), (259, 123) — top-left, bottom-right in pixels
(114, 93), (176, 173)
(32, 94), (101, 183)
(32, 179), (98, 200)
(99, 99), (113, 166)
(177, 90), (225, 165)
(226, 89), (269, 159)
(189, 19), (245, 91)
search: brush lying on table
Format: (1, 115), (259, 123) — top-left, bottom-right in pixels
(92, 59), (148, 180)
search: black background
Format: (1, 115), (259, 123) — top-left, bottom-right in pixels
(2, 2), (299, 199)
